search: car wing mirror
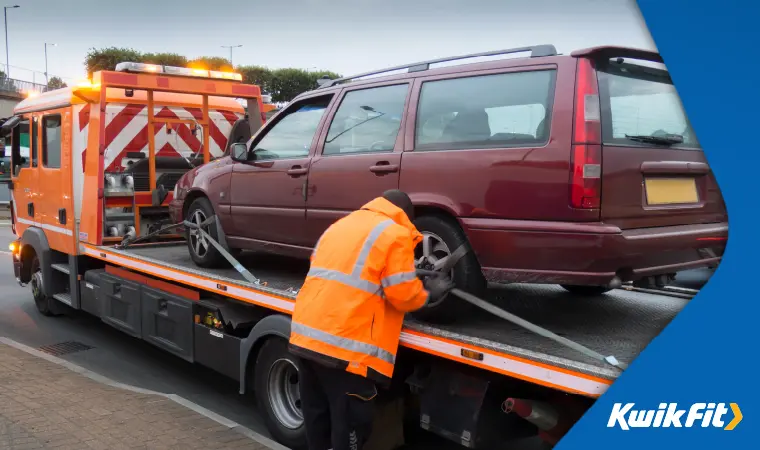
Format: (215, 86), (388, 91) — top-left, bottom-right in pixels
(230, 143), (249, 162)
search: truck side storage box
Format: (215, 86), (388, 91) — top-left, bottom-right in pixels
(194, 324), (241, 381)
(80, 269), (105, 317)
(141, 286), (194, 362)
(99, 272), (142, 337)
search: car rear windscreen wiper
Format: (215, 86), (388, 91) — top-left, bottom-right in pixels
(625, 134), (684, 145)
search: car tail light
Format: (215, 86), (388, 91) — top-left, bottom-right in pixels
(570, 58), (602, 209)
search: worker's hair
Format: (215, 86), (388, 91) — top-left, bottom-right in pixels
(382, 189), (414, 221)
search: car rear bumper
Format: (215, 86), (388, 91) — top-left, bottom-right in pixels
(461, 218), (728, 285)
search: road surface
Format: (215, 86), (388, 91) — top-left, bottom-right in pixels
(0, 225), (715, 449)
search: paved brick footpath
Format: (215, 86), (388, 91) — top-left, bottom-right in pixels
(0, 343), (275, 450)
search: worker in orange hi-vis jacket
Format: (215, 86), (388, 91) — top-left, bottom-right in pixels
(289, 189), (454, 450)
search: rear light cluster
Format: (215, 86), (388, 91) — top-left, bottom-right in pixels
(570, 58), (602, 210)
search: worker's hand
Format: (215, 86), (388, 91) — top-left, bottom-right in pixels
(424, 276), (455, 302)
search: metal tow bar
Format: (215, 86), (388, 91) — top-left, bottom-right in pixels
(417, 244), (628, 372)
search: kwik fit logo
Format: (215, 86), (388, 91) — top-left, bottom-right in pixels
(608, 403), (742, 430)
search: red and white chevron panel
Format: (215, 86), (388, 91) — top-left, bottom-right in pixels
(102, 104), (242, 171)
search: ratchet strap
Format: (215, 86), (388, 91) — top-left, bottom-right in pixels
(183, 217), (261, 285)
(418, 244), (628, 372)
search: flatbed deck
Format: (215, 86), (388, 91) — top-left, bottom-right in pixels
(82, 242), (687, 398)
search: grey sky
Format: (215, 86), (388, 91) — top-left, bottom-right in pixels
(4, 0), (654, 84)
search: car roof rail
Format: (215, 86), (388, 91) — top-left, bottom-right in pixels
(316, 45), (558, 89)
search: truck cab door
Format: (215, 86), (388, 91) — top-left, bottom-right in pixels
(10, 115), (38, 235)
(36, 111), (75, 254)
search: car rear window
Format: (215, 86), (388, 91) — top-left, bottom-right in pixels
(415, 70), (556, 151)
(597, 59), (699, 149)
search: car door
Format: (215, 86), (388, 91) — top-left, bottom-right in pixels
(304, 83), (411, 244)
(228, 94), (334, 248)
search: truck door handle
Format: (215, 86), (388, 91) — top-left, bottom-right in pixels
(369, 162), (399, 174)
(27, 202), (34, 218)
(287, 166), (309, 177)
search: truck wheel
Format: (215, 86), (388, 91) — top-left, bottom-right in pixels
(185, 197), (227, 268)
(561, 285), (612, 296)
(412, 215), (486, 323)
(254, 338), (307, 450)
(30, 256), (57, 316)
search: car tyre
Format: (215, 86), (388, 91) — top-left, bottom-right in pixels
(560, 285), (612, 296)
(254, 338), (308, 450)
(411, 215), (486, 323)
(185, 197), (229, 268)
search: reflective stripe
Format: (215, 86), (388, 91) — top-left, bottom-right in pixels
(351, 220), (393, 277)
(381, 271), (417, 288)
(292, 322), (396, 364)
(307, 267), (382, 295)
(308, 219), (394, 296)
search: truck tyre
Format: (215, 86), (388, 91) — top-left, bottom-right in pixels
(254, 338), (307, 450)
(411, 215), (486, 323)
(561, 285), (612, 296)
(185, 197), (227, 268)
(30, 256), (58, 316)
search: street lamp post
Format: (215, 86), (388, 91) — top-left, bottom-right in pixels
(44, 42), (56, 85)
(3, 5), (18, 77)
(221, 44), (242, 67)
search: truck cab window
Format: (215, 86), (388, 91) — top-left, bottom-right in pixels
(42, 115), (62, 169)
(11, 119), (31, 175)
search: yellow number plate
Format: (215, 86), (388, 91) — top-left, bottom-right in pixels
(645, 178), (699, 205)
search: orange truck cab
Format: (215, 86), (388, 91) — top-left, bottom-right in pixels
(0, 63), (266, 305)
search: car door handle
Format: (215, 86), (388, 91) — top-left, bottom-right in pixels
(369, 163), (399, 174)
(287, 166), (309, 177)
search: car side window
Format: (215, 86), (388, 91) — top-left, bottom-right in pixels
(415, 70), (556, 151)
(323, 84), (408, 156)
(252, 96), (332, 161)
(42, 114), (62, 169)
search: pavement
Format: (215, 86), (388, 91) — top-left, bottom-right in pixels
(0, 338), (283, 450)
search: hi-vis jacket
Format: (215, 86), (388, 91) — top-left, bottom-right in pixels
(289, 197), (429, 384)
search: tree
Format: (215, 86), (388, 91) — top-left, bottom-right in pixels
(266, 68), (343, 102)
(238, 65), (274, 94)
(85, 47), (143, 76)
(47, 76), (67, 90)
(142, 52), (188, 67)
(187, 56), (232, 71)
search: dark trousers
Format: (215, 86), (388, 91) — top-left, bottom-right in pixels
(299, 358), (378, 450)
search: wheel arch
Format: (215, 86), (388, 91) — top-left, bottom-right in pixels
(238, 313), (292, 395)
(182, 189), (210, 218)
(19, 227), (52, 289)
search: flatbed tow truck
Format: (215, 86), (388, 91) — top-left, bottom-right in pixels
(0, 62), (691, 450)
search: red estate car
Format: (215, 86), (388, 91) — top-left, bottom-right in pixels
(171, 45), (728, 321)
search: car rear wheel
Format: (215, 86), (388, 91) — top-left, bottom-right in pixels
(411, 215), (485, 323)
(254, 338), (307, 450)
(560, 285), (612, 296)
(185, 197), (229, 268)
